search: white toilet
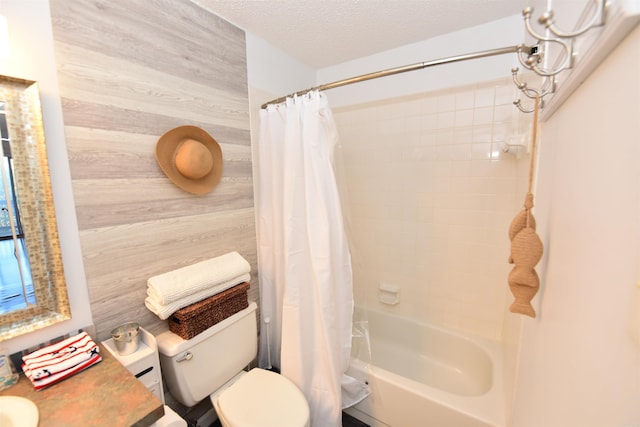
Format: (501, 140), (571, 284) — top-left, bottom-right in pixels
(156, 302), (310, 427)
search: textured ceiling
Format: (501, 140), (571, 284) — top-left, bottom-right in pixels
(197, 0), (530, 68)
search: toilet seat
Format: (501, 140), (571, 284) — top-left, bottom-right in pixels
(212, 368), (310, 427)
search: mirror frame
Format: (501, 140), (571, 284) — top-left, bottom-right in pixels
(0, 75), (70, 340)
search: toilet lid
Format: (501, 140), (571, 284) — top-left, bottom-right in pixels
(216, 368), (309, 427)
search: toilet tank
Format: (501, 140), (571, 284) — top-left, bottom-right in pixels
(156, 302), (258, 407)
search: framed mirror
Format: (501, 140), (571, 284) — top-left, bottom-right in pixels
(0, 75), (70, 340)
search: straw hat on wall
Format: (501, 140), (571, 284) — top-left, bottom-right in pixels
(156, 125), (223, 195)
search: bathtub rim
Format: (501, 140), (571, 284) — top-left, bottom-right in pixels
(349, 307), (506, 427)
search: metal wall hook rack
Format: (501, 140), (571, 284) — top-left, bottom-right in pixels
(513, 0), (607, 113)
(512, 67), (556, 113)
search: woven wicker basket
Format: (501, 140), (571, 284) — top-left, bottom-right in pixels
(168, 282), (250, 340)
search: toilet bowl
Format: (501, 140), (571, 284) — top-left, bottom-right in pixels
(156, 302), (310, 427)
(212, 368), (310, 427)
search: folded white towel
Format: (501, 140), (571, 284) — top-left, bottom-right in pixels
(145, 273), (251, 320)
(147, 252), (251, 305)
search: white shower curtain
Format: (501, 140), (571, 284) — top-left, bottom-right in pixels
(257, 91), (368, 427)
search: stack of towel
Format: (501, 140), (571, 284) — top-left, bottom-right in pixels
(22, 332), (102, 391)
(144, 251), (251, 320)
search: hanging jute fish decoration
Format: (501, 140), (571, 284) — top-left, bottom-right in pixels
(507, 95), (543, 318)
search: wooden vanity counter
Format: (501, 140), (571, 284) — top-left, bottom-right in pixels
(0, 344), (164, 427)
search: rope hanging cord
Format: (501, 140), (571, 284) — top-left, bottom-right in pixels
(507, 95), (544, 318)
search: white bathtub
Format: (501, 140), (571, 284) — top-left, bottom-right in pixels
(345, 308), (505, 427)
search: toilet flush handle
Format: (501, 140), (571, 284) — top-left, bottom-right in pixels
(176, 352), (193, 363)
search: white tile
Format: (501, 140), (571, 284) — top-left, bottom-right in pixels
(487, 158), (518, 178)
(437, 94), (456, 112)
(402, 99), (423, 116)
(378, 102), (403, 120)
(451, 159), (471, 177)
(450, 144), (471, 161)
(455, 109), (474, 127)
(420, 129), (438, 146)
(495, 83), (516, 106)
(471, 142), (492, 160)
(421, 113), (438, 131)
(455, 91), (475, 110)
(492, 122), (511, 143)
(411, 145), (437, 161)
(405, 115), (421, 132)
(470, 159), (493, 177)
(473, 106), (494, 125)
(437, 111), (455, 129)
(434, 145), (452, 160)
(473, 125), (493, 143)
(380, 117), (405, 134)
(420, 96), (438, 115)
(433, 129), (455, 145)
(450, 176), (471, 194)
(454, 127), (474, 144)
(475, 87), (495, 107)
(494, 104), (514, 123)
(333, 78), (523, 341)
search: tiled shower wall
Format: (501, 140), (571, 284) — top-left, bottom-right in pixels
(333, 78), (530, 340)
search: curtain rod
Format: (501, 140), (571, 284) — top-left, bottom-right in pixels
(261, 45), (525, 109)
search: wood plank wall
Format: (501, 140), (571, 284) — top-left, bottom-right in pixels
(49, 0), (257, 341)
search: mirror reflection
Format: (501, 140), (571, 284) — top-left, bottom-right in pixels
(0, 101), (35, 314)
(0, 75), (70, 340)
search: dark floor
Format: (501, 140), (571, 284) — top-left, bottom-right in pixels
(209, 412), (369, 427)
(343, 411), (370, 426)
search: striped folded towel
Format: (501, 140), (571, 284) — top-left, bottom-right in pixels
(146, 252), (251, 305)
(22, 332), (102, 390)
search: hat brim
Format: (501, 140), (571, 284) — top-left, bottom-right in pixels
(156, 126), (223, 195)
